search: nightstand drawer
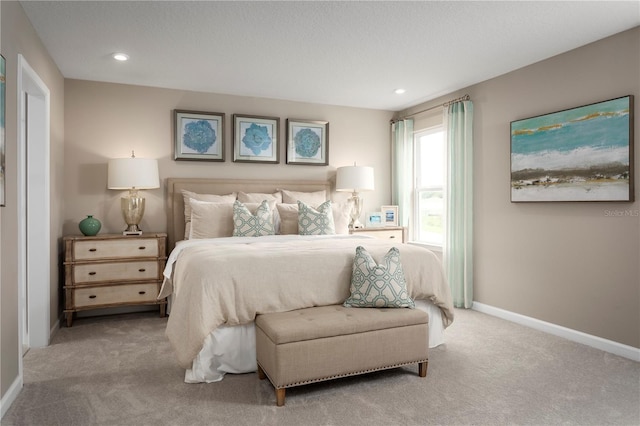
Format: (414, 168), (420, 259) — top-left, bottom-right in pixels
(73, 261), (159, 283)
(73, 238), (160, 261)
(359, 229), (403, 240)
(351, 227), (405, 242)
(73, 283), (159, 308)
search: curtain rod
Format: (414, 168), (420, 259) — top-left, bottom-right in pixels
(391, 94), (470, 124)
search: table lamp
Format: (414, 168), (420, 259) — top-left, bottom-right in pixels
(107, 151), (160, 235)
(336, 164), (375, 229)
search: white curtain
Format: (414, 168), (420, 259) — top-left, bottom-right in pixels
(444, 101), (474, 308)
(391, 119), (413, 228)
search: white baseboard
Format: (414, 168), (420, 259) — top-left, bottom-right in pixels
(0, 374), (23, 419)
(2, 318), (60, 419)
(472, 302), (640, 362)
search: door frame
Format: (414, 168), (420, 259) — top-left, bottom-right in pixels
(17, 54), (51, 355)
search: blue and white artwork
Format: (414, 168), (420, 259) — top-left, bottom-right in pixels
(182, 119), (216, 154)
(286, 120), (328, 165)
(174, 110), (225, 161)
(511, 96), (633, 202)
(233, 115), (279, 163)
(240, 122), (273, 156)
(293, 127), (321, 158)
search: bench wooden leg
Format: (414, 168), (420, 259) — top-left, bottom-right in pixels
(418, 361), (428, 377)
(257, 365), (266, 380)
(276, 388), (286, 406)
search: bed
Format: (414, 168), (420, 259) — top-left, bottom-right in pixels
(161, 178), (454, 383)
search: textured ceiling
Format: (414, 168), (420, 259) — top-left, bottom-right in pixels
(19, 1), (640, 111)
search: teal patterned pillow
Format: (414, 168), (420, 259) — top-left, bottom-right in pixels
(232, 200), (275, 237)
(343, 246), (415, 308)
(297, 200), (336, 235)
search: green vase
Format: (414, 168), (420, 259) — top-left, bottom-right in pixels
(79, 215), (101, 236)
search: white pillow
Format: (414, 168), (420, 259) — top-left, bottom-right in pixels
(189, 200), (274, 239)
(189, 201), (234, 239)
(232, 200), (275, 237)
(297, 200), (335, 235)
(276, 204), (299, 235)
(331, 200), (353, 235)
(237, 191), (282, 233)
(237, 191), (283, 204)
(343, 246), (414, 308)
(276, 202), (351, 235)
(182, 190), (237, 239)
(280, 189), (327, 207)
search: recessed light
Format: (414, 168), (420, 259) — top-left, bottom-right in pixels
(394, 88), (406, 95)
(112, 53), (129, 62)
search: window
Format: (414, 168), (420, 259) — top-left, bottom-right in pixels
(414, 127), (445, 246)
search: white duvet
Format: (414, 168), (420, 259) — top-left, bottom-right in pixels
(160, 235), (455, 379)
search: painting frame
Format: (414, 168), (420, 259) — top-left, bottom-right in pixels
(0, 54), (5, 207)
(174, 109), (225, 161)
(381, 205), (399, 227)
(286, 119), (329, 165)
(233, 114), (279, 164)
(510, 95), (634, 202)
(366, 212), (384, 228)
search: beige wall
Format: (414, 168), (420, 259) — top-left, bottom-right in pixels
(0, 2), (65, 398)
(63, 80), (393, 237)
(401, 27), (640, 348)
(2, 4), (636, 411)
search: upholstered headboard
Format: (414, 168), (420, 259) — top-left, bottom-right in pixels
(166, 178), (333, 249)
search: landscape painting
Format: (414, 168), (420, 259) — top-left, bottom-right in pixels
(511, 95), (634, 202)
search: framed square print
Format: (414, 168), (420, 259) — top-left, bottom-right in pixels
(381, 205), (399, 227)
(286, 119), (329, 165)
(233, 114), (279, 163)
(174, 110), (225, 161)
(366, 212), (384, 228)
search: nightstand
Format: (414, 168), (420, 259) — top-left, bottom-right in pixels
(350, 226), (406, 243)
(63, 233), (167, 327)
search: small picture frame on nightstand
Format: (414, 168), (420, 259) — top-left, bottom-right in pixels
(381, 205), (399, 227)
(366, 212), (384, 228)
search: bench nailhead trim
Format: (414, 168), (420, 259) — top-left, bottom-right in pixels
(272, 358), (429, 389)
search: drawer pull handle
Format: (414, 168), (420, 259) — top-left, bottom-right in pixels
(138, 268), (146, 272)
(88, 272), (97, 276)
(389, 236), (396, 239)
(89, 295), (97, 299)
(138, 291), (146, 295)
(89, 248), (97, 252)
(138, 246), (146, 250)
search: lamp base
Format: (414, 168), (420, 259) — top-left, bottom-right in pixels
(348, 192), (365, 229)
(351, 219), (365, 229)
(121, 193), (146, 236)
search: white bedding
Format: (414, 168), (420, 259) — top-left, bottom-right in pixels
(160, 235), (454, 382)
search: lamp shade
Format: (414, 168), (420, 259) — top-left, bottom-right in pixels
(107, 157), (160, 190)
(336, 166), (375, 192)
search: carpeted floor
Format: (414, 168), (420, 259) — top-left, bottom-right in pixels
(2, 308), (639, 426)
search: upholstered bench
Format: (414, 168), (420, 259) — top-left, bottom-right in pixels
(256, 304), (429, 406)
